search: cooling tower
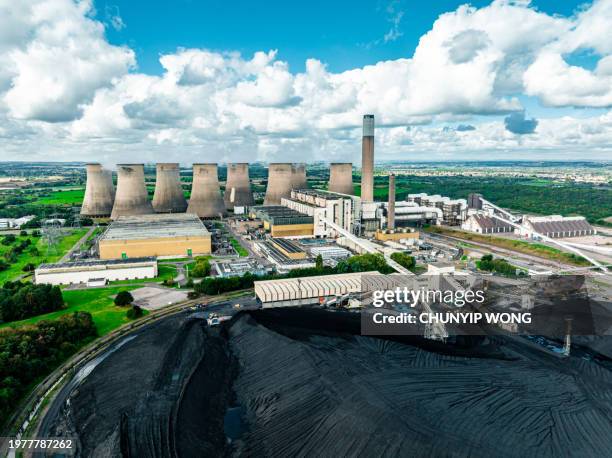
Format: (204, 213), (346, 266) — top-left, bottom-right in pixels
(361, 114), (375, 202)
(224, 163), (254, 210)
(291, 163), (307, 190)
(388, 173), (396, 230)
(328, 163), (354, 195)
(187, 163), (226, 218)
(152, 163), (188, 213)
(110, 164), (153, 219)
(80, 163), (115, 217)
(264, 163), (293, 205)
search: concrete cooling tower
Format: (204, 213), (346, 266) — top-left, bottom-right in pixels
(328, 163), (354, 195)
(224, 163), (254, 210)
(361, 114), (375, 202)
(264, 163), (293, 205)
(187, 163), (226, 218)
(80, 163), (115, 217)
(152, 163), (188, 213)
(291, 163), (307, 190)
(110, 164), (153, 219)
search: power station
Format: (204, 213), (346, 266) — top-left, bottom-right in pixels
(224, 163), (254, 210)
(111, 164), (154, 219)
(264, 163), (294, 205)
(80, 163), (115, 217)
(187, 163), (226, 218)
(328, 163), (353, 195)
(152, 163), (188, 213)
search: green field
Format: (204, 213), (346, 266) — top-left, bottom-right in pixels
(0, 285), (142, 336)
(0, 229), (88, 284)
(35, 189), (85, 205)
(230, 238), (248, 257)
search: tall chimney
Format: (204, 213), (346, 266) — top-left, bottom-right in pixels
(361, 114), (375, 202)
(328, 163), (353, 195)
(388, 173), (396, 230)
(187, 163), (226, 218)
(264, 163), (293, 205)
(152, 163), (187, 213)
(110, 164), (153, 219)
(81, 163), (115, 217)
(291, 163), (307, 190)
(224, 163), (254, 210)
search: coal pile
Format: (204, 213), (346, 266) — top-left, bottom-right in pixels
(44, 308), (612, 457)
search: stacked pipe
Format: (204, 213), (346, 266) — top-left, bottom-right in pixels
(80, 163), (115, 217)
(152, 163), (188, 213)
(187, 163), (226, 218)
(328, 163), (353, 195)
(264, 163), (293, 205)
(224, 163), (254, 210)
(110, 164), (153, 219)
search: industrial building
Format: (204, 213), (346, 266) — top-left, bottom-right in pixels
(81, 163), (115, 217)
(462, 214), (514, 234)
(281, 189), (360, 237)
(254, 271), (381, 307)
(152, 163), (187, 213)
(253, 240), (316, 272)
(111, 164), (153, 219)
(407, 193), (467, 226)
(187, 163), (226, 218)
(0, 215), (35, 230)
(249, 206), (314, 237)
(35, 257), (157, 286)
(212, 259), (269, 278)
(99, 213), (211, 259)
(308, 245), (352, 265)
(270, 238), (307, 259)
(520, 216), (595, 239)
(224, 163), (254, 210)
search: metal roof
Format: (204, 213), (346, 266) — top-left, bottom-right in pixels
(101, 213), (209, 241)
(38, 256), (156, 270)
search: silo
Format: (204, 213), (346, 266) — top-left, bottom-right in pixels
(264, 163), (293, 205)
(80, 163), (115, 217)
(110, 164), (153, 219)
(152, 163), (188, 213)
(224, 163), (254, 210)
(291, 163), (307, 190)
(361, 114), (375, 202)
(187, 163), (226, 218)
(328, 163), (354, 195)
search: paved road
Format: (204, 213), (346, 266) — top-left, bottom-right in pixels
(59, 225), (96, 262)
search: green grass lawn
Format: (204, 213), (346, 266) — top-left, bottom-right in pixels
(230, 238), (248, 257)
(0, 228), (88, 284)
(0, 285), (142, 336)
(35, 188), (85, 205)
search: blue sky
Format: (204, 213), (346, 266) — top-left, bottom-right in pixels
(2, 0), (612, 163)
(100, 0), (588, 75)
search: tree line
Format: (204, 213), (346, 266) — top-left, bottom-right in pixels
(0, 282), (64, 324)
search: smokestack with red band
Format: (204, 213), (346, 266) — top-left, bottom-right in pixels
(361, 114), (374, 202)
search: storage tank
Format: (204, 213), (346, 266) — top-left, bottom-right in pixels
(110, 164), (153, 219)
(187, 163), (226, 218)
(291, 163), (307, 190)
(328, 163), (353, 195)
(264, 163), (293, 205)
(80, 163), (115, 217)
(224, 163), (254, 210)
(152, 163), (188, 213)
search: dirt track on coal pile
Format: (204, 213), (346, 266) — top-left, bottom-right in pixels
(43, 308), (612, 458)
